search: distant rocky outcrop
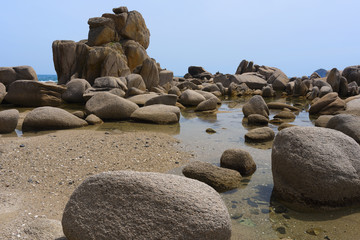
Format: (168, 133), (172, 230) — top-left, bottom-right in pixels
(53, 7), (163, 88)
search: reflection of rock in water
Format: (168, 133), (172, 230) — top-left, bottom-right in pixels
(94, 121), (180, 135)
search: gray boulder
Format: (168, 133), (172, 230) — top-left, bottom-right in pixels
(85, 114), (103, 125)
(0, 82), (6, 104)
(229, 73), (267, 89)
(326, 68), (341, 93)
(245, 127), (275, 143)
(22, 107), (88, 132)
(182, 161), (241, 193)
(126, 74), (146, 91)
(131, 104), (180, 124)
(247, 114), (269, 125)
(274, 111), (296, 119)
(342, 65), (360, 85)
(159, 70), (174, 87)
(314, 115), (334, 127)
(326, 114), (360, 143)
(267, 69), (289, 91)
(140, 58), (159, 90)
(62, 171), (231, 240)
(144, 94), (177, 106)
(85, 92), (139, 120)
(345, 98), (360, 115)
(0, 109), (19, 133)
(179, 89), (206, 106)
(93, 76), (127, 91)
(62, 78), (91, 103)
(0, 65), (39, 87)
(127, 92), (158, 106)
(195, 97), (218, 112)
(220, 149), (256, 176)
(5, 80), (66, 107)
(272, 126), (360, 208)
(0, 67), (17, 86)
(242, 95), (269, 118)
(309, 92), (346, 115)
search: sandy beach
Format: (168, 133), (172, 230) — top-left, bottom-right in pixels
(0, 129), (192, 239)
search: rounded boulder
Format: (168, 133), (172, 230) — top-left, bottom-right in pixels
(220, 149), (256, 176)
(85, 92), (139, 120)
(62, 171), (231, 240)
(272, 126), (360, 208)
(22, 107), (88, 132)
(242, 95), (269, 118)
(182, 161), (241, 193)
(0, 109), (19, 133)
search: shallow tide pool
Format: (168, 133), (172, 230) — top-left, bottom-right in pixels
(2, 95), (360, 239)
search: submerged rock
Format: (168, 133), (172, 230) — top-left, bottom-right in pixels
(183, 161), (241, 193)
(245, 127), (275, 143)
(62, 171), (231, 240)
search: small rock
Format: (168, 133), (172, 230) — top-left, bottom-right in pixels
(206, 128), (217, 134)
(306, 228), (322, 236)
(220, 149), (256, 176)
(182, 161), (241, 192)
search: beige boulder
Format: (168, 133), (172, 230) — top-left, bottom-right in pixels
(22, 107), (88, 132)
(62, 171), (231, 240)
(5, 80), (66, 107)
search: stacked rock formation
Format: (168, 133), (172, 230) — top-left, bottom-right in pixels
(53, 6), (164, 89)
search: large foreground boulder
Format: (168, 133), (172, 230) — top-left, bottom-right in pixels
(22, 107), (88, 132)
(272, 126), (360, 208)
(5, 80), (66, 107)
(130, 104), (180, 124)
(85, 92), (139, 120)
(62, 171), (231, 240)
(0, 109), (19, 134)
(182, 161), (241, 193)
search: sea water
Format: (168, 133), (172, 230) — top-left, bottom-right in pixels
(38, 74), (57, 83)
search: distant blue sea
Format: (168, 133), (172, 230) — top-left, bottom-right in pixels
(38, 74), (57, 83)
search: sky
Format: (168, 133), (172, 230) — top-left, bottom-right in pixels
(1, 0), (359, 77)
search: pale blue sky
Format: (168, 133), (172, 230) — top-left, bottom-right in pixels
(1, 0), (359, 77)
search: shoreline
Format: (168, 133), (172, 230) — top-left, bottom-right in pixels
(0, 129), (192, 239)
